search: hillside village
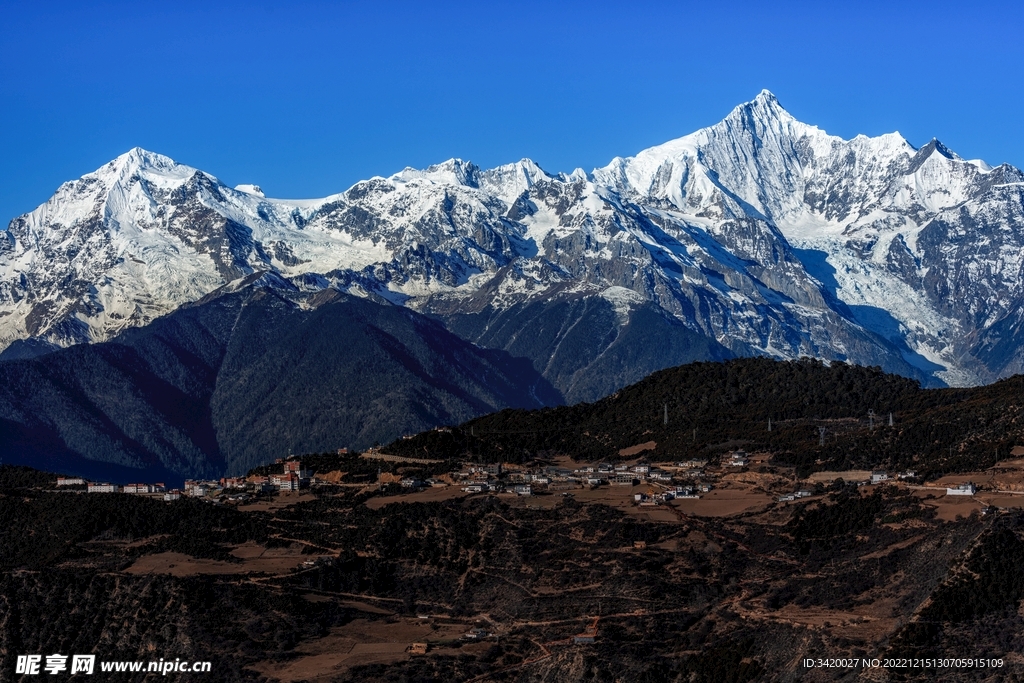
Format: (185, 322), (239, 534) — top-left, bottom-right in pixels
(56, 445), (1008, 517)
(19, 438), (1024, 681)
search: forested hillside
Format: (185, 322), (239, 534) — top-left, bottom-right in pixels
(387, 357), (1024, 478)
(0, 279), (559, 482)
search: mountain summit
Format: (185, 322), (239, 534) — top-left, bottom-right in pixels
(4, 91), (1024, 395)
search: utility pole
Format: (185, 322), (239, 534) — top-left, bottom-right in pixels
(664, 403), (668, 427)
(693, 428), (697, 443)
(868, 410), (875, 432)
(768, 418), (772, 432)
(888, 412), (894, 427)
(818, 426), (827, 446)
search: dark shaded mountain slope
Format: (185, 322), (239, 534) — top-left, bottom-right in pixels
(0, 278), (561, 481)
(442, 297), (733, 404)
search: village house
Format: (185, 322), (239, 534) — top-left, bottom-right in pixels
(87, 483), (118, 493)
(670, 485), (700, 499)
(726, 450), (749, 467)
(648, 469), (673, 482)
(611, 473), (637, 486)
(163, 490), (182, 501)
(871, 470), (889, 484)
(678, 458), (709, 469)
(513, 484), (532, 496)
(283, 459), (312, 479)
(123, 483), (153, 494)
(56, 477), (85, 486)
(271, 472), (301, 491)
(946, 482), (977, 496)
(185, 480), (218, 497)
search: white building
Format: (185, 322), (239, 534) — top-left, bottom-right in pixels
(87, 483), (118, 493)
(871, 471), (889, 484)
(946, 482), (976, 496)
(56, 477), (85, 486)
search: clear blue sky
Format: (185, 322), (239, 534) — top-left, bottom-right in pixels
(1, 0), (1021, 223)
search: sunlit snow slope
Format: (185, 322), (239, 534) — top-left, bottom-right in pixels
(3, 91), (1023, 390)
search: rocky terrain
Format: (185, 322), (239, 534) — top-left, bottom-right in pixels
(4, 91), (1024, 400)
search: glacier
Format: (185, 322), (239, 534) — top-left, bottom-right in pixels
(3, 90), (1024, 391)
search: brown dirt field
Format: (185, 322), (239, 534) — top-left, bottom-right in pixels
(671, 488), (774, 517)
(806, 470), (871, 483)
(993, 457), (1024, 470)
(913, 491), (982, 521)
(238, 492), (316, 512)
(566, 483), (773, 519)
(572, 484), (645, 509)
(932, 473), (994, 487)
(247, 618), (470, 682)
(982, 461), (1024, 491)
(123, 543), (309, 576)
(365, 485), (476, 509)
(976, 494), (1024, 509)
(719, 471), (791, 489)
(123, 552), (243, 576)
(618, 441), (656, 457)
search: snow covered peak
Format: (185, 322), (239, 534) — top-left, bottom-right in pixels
(478, 158), (554, 203)
(99, 147), (195, 183)
(724, 89), (795, 126)
(4, 91), (1023, 392)
(391, 159), (481, 188)
(234, 184), (265, 197)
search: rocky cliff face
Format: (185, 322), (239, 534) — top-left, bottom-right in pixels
(4, 91), (1023, 396)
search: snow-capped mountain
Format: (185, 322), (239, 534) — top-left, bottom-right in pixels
(3, 90), (1023, 396)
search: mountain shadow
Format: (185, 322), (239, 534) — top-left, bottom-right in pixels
(0, 281), (562, 482)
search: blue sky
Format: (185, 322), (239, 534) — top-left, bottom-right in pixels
(1, 0), (1021, 222)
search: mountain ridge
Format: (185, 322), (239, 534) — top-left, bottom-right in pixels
(3, 91), (1024, 396)
(0, 277), (560, 482)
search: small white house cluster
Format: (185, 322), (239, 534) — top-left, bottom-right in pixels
(778, 489), (813, 503)
(70, 479), (167, 495)
(725, 450), (749, 467)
